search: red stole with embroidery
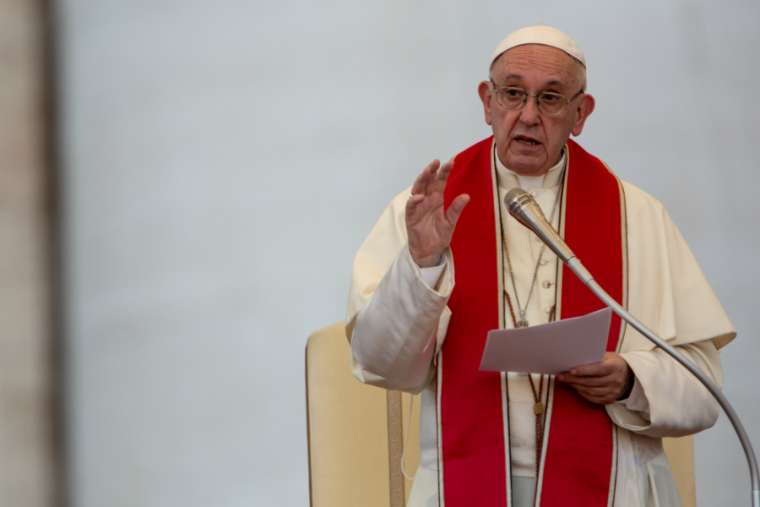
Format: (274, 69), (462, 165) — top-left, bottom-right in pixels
(439, 137), (625, 506)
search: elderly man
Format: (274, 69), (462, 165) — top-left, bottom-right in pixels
(347, 26), (734, 507)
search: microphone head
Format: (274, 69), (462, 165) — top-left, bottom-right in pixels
(503, 186), (552, 237)
(504, 187), (534, 216)
(503, 185), (575, 262)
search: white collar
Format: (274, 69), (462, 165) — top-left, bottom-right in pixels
(494, 145), (566, 191)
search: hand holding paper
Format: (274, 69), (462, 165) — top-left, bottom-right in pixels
(557, 352), (634, 404)
(479, 308), (612, 374)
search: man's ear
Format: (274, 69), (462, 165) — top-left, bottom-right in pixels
(477, 81), (493, 126)
(571, 93), (595, 136)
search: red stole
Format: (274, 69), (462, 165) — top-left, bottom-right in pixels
(439, 137), (625, 506)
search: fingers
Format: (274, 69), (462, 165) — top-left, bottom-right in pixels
(564, 381), (619, 405)
(406, 193), (426, 207)
(411, 160), (440, 196)
(428, 159), (454, 194)
(563, 352), (625, 377)
(445, 193), (470, 226)
(436, 159), (454, 180)
(405, 192), (425, 217)
(410, 158), (456, 198)
(558, 353), (632, 404)
(566, 361), (613, 377)
(557, 372), (614, 387)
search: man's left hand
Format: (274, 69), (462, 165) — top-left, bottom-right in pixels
(556, 352), (634, 405)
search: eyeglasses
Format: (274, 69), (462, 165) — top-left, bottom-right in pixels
(489, 80), (584, 117)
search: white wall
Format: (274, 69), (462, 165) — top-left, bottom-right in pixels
(58, 2), (759, 506)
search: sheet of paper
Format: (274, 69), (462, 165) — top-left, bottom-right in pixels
(479, 307), (612, 374)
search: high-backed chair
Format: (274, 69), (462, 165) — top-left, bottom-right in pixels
(305, 322), (696, 507)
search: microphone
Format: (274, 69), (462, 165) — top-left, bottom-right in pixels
(503, 188), (592, 284)
(504, 188), (573, 262)
(504, 187), (760, 507)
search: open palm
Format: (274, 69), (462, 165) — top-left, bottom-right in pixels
(406, 159), (470, 267)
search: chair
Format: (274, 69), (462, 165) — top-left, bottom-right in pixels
(305, 322), (696, 507)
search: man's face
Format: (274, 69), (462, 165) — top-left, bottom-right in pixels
(478, 44), (595, 176)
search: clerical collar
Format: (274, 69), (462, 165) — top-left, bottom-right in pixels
(494, 145), (566, 191)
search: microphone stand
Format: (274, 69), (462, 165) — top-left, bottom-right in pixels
(504, 188), (759, 506)
(504, 188), (760, 507)
(563, 258), (759, 507)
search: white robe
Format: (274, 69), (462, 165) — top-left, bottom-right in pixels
(346, 150), (735, 507)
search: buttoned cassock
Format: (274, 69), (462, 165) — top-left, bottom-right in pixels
(347, 147), (735, 506)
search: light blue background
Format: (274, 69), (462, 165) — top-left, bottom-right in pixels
(58, 2), (759, 505)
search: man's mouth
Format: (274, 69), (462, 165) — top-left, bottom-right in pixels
(513, 135), (542, 146)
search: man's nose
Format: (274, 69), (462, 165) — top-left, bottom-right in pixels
(518, 96), (541, 125)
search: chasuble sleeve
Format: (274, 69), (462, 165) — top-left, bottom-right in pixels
(347, 188), (454, 393)
(605, 182), (735, 437)
(608, 340), (722, 437)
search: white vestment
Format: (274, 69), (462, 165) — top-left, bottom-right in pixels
(346, 148), (735, 507)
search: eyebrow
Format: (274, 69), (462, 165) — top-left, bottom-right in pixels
(497, 75), (570, 89)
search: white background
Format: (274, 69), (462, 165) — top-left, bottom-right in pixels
(57, 2), (759, 506)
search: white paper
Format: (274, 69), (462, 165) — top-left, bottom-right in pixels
(479, 308), (612, 374)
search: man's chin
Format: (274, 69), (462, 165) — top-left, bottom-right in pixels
(504, 156), (548, 176)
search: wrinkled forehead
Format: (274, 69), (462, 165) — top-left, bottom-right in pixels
(491, 44), (586, 89)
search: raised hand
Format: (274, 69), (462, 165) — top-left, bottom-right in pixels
(556, 352), (634, 405)
(405, 159), (470, 267)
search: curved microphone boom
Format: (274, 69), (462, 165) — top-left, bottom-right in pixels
(504, 187), (760, 507)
